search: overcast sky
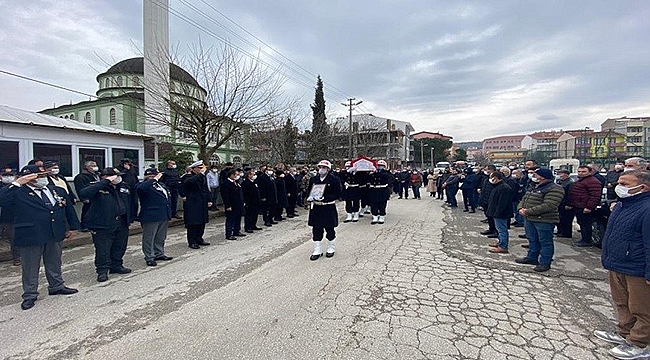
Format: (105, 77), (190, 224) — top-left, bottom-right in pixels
(1, 0), (649, 141)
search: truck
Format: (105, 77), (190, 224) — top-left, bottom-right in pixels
(548, 158), (580, 178)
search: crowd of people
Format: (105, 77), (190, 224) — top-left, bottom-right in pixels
(1, 155), (649, 359)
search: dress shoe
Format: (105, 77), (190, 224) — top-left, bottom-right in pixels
(110, 266), (132, 274)
(97, 273), (109, 282)
(468, 210), (476, 213)
(12, 259), (21, 266)
(245, 230), (254, 233)
(196, 241), (211, 246)
(234, 233), (247, 237)
(463, 209), (469, 212)
(188, 244), (200, 249)
(146, 260), (158, 266)
(49, 286), (79, 296)
(252, 226), (263, 230)
(518, 234), (528, 239)
(226, 236), (237, 240)
(513, 223), (524, 227)
(291, 213), (299, 217)
(533, 264), (551, 272)
(486, 233), (498, 238)
(488, 241), (499, 247)
(21, 299), (36, 310)
(521, 244), (530, 248)
(480, 230), (494, 235)
(287, 214), (295, 218)
(515, 257), (539, 265)
(271, 221), (279, 224)
(154, 255), (174, 261)
(489, 247), (509, 254)
(264, 222), (273, 227)
(310, 253), (323, 261)
(480, 219), (489, 223)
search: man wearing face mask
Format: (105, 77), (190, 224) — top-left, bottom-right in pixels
(606, 164), (625, 200)
(516, 168), (564, 272)
(242, 169), (262, 233)
(182, 161), (212, 249)
(256, 165), (278, 227)
(44, 160), (77, 204)
(566, 166), (603, 247)
(79, 167), (135, 282)
(221, 169), (245, 240)
(486, 171), (513, 253)
(0, 167), (20, 266)
(368, 160), (392, 224)
(74, 160), (101, 231)
(594, 170), (650, 359)
(161, 160), (183, 219)
(136, 168), (173, 267)
(555, 169), (575, 239)
(206, 165), (220, 211)
(0, 165), (81, 310)
(306, 160), (342, 260)
(285, 167), (300, 218)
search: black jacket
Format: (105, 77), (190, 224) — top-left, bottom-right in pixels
(274, 176), (288, 208)
(182, 173), (210, 226)
(307, 173), (342, 229)
(78, 179), (135, 229)
(221, 178), (245, 215)
(256, 173), (277, 208)
(73, 170), (100, 201)
(161, 168), (182, 189)
(480, 176), (495, 208)
(241, 178), (261, 213)
(136, 179), (172, 222)
(486, 181), (513, 219)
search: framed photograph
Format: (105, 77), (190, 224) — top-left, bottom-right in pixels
(308, 184), (326, 200)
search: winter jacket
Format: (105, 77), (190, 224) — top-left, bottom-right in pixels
(567, 175), (602, 210)
(486, 181), (513, 219)
(518, 180), (564, 224)
(410, 173), (423, 187)
(601, 191), (650, 280)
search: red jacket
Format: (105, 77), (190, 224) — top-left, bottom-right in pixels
(567, 175), (602, 210)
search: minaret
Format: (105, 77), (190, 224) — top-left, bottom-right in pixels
(143, 0), (170, 136)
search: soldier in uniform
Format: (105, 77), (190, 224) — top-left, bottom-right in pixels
(241, 169), (262, 233)
(355, 167), (371, 217)
(73, 160), (101, 230)
(306, 160), (342, 260)
(341, 161), (361, 222)
(79, 167), (135, 282)
(136, 168), (173, 267)
(182, 161), (212, 249)
(369, 160), (392, 224)
(0, 165), (80, 310)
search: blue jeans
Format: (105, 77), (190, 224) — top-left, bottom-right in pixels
(524, 220), (555, 265)
(513, 203), (524, 224)
(411, 185), (421, 199)
(494, 218), (509, 249)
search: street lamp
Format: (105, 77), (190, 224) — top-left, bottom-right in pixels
(430, 147), (434, 167)
(421, 143), (428, 169)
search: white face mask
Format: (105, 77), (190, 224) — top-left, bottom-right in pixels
(623, 167), (636, 172)
(528, 173), (534, 180)
(212, 169), (218, 173)
(266, 171), (274, 176)
(251, 175), (257, 181)
(34, 177), (49, 188)
(309, 171), (317, 176)
(318, 168), (328, 176)
(170, 165), (177, 169)
(1, 176), (14, 184)
(91, 166), (99, 172)
(489, 178), (497, 184)
(111, 176), (123, 185)
(531, 177), (540, 183)
(50, 168), (60, 175)
(615, 184), (643, 198)
(378, 166), (386, 171)
(234, 175), (241, 181)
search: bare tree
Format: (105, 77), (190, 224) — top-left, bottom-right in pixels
(146, 41), (289, 163)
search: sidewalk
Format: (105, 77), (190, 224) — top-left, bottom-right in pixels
(0, 210), (224, 263)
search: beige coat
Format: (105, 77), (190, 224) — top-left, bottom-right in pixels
(426, 174), (437, 193)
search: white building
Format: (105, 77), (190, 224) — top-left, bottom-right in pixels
(0, 105), (150, 178)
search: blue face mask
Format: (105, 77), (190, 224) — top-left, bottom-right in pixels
(318, 169), (328, 176)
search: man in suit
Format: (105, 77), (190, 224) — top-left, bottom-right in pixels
(241, 169), (262, 233)
(44, 160), (77, 204)
(73, 160), (100, 230)
(221, 169), (245, 240)
(79, 167), (135, 282)
(256, 165), (278, 227)
(161, 159), (183, 218)
(182, 161), (212, 249)
(0, 165), (80, 310)
(136, 168), (173, 266)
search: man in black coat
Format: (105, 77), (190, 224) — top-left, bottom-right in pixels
(0, 165), (80, 310)
(479, 165), (497, 236)
(369, 160), (392, 224)
(136, 168), (173, 267)
(44, 160), (77, 204)
(73, 160), (100, 230)
(306, 160), (342, 260)
(285, 168), (300, 218)
(221, 169), (245, 240)
(79, 167), (135, 282)
(161, 159), (183, 218)
(256, 165), (278, 227)
(241, 169), (262, 233)
(182, 161), (212, 249)
(273, 169), (289, 221)
(555, 169), (574, 238)
(486, 171), (513, 253)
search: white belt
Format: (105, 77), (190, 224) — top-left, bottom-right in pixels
(312, 201), (336, 205)
(370, 184), (388, 188)
(345, 184), (360, 187)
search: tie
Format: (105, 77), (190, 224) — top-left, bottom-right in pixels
(37, 188), (53, 208)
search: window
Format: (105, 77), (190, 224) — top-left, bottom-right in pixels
(627, 126), (642, 133)
(79, 148), (105, 171)
(33, 143), (72, 177)
(133, 77), (140, 87)
(627, 146), (643, 154)
(232, 156), (242, 168)
(112, 148), (139, 176)
(84, 112), (91, 124)
(109, 108), (117, 125)
(116, 76), (123, 87)
(64, 115), (69, 119)
(70, 114), (74, 120)
(628, 136), (642, 143)
(209, 154), (221, 165)
(0, 140), (19, 171)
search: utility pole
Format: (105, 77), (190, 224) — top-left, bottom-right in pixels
(341, 98), (363, 159)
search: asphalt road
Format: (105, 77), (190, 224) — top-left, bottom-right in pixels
(0, 192), (618, 359)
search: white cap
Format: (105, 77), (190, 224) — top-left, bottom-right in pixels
(189, 160), (205, 168)
(344, 161), (352, 167)
(377, 160), (387, 167)
(317, 160), (332, 169)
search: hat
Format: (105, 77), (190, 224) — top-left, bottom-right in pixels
(18, 165), (48, 176)
(144, 168), (159, 176)
(344, 161), (352, 167)
(101, 167), (125, 176)
(43, 160), (58, 169)
(189, 160), (205, 168)
(556, 169), (570, 175)
(377, 160), (387, 167)
(317, 160), (332, 169)
(535, 168), (554, 180)
(120, 158), (132, 164)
